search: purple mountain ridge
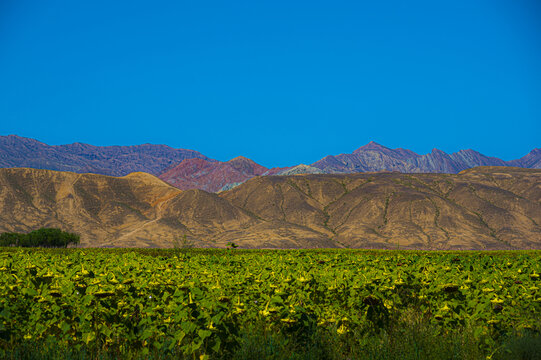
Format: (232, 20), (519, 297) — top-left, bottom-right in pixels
(0, 135), (210, 176)
(0, 136), (539, 192)
(311, 141), (538, 174)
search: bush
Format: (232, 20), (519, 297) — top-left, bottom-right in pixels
(0, 228), (80, 248)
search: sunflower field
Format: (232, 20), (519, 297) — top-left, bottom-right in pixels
(0, 248), (540, 359)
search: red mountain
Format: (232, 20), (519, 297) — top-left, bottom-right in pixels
(159, 156), (275, 192)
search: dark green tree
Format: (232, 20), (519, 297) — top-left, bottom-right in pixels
(0, 228), (80, 248)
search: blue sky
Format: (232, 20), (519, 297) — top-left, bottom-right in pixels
(1, 0), (539, 167)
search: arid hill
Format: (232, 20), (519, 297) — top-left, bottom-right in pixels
(0, 167), (539, 249)
(0, 168), (333, 248)
(222, 167), (541, 249)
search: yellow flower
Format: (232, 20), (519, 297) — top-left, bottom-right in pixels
(337, 324), (348, 335)
(281, 318), (296, 324)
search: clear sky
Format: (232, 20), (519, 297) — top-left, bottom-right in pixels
(1, 0), (539, 167)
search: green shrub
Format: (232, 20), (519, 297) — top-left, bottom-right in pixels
(0, 228), (80, 248)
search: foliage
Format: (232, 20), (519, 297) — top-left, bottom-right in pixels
(0, 249), (539, 359)
(0, 228), (80, 248)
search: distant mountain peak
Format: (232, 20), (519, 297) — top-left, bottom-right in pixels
(159, 156), (268, 192)
(431, 148), (446, 154)
(353, 141), (389, 153)
(227, 156), (256, 164)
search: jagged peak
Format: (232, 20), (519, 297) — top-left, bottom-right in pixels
(430, 148), (446, 155)
(353, 141), (390, 153)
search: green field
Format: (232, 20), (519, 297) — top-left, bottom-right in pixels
(1, 248), (540, 359)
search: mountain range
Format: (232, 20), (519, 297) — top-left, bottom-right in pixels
(1, 135), (539, 192)
(0, 135), (210, 176)
(0, 166), (539, 249)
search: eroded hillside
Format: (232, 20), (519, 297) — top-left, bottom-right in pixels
(221, 167), (541, 250)
(0, 167), (539, 249)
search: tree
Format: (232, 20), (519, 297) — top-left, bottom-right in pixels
(0, 228), (80, 248)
